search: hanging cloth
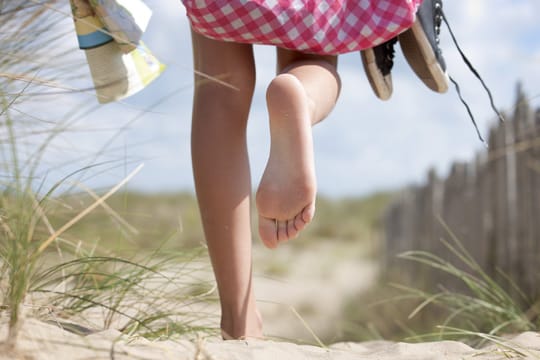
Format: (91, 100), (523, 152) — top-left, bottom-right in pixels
(70, 0), (165, 103)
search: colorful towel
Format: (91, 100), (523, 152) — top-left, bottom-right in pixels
(70, 0), (165, 103)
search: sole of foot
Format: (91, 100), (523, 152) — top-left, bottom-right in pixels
(256, 73), (317, 249)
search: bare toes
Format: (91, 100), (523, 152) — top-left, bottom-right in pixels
(277, 220), (288, 243)
(294, 212), (306, 232)
(302, 203), (315, 223)
(292, 203), (315, 232)
(287, 219), (298, 239)
(259, 216), (278, 249)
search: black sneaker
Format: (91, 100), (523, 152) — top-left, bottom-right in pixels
(399, 0), (449, 93)
(360, 37), (398, 101)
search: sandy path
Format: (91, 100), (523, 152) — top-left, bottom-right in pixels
(252, 240), (378, 342)
(2, 241), (540, 359)
(2, 318), (539, 360)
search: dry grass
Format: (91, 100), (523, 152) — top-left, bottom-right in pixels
(0, 2), (218, 350)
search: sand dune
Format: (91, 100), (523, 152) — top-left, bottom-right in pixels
(1, 318), (539, 360)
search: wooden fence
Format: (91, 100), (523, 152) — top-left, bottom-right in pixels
(384, 85), (540, 300)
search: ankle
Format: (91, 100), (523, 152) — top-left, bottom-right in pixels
(221, 305), (263, 339)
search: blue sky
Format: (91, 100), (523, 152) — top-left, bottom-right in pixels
(31, 0), (540, 197)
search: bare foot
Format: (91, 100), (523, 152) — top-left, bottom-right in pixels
(256, 73), (317, 249)
(221, 308), (263, 340)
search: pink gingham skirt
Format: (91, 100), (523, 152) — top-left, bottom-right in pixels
(182, 0), (421, 55)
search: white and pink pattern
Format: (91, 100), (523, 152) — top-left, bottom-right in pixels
(182, 0), (422, 55)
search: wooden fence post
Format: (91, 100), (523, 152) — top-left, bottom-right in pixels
(531, 109), (540, 298)
(512, 87), (535, 299)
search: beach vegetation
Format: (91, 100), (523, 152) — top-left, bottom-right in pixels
(0, 2), (217, 352)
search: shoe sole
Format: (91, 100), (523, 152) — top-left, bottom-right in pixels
(360, 48), (392, 101)
(399, 20), (448, 93)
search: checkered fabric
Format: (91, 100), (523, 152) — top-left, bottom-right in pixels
(182, 0), (421, 55)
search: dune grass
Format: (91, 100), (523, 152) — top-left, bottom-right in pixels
(0, 2), (219, 352)
(395, 222), (538, 344)
(29, 246), (217, 339)
(341, 219), (539, 348)
(1, 139), (217, 348)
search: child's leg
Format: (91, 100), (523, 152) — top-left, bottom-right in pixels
(190, 31), (262, 339)
(256, 50), (341, 248)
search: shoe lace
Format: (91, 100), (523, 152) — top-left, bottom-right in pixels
(439, 6), (505, 145)
(375, 37), (398, 76)
(434, 1), (442, 45)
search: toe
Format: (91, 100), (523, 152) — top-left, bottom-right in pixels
(293, 202), (315, 232)
(277, 220), (288, 243)
(259, 216), (278, 249)
(287, 219), (298, 239)
(294, 212), (307, 232)
(301, 202), (315, 223)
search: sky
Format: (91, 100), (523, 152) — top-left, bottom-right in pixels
(22, 0), (540, 197)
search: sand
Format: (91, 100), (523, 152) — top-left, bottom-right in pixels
(252, 241), (378, 341)
(1, 317), (539, 360)
(2, 242), (539, 359)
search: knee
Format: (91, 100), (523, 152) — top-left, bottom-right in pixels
(194, 68), (256, 118)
